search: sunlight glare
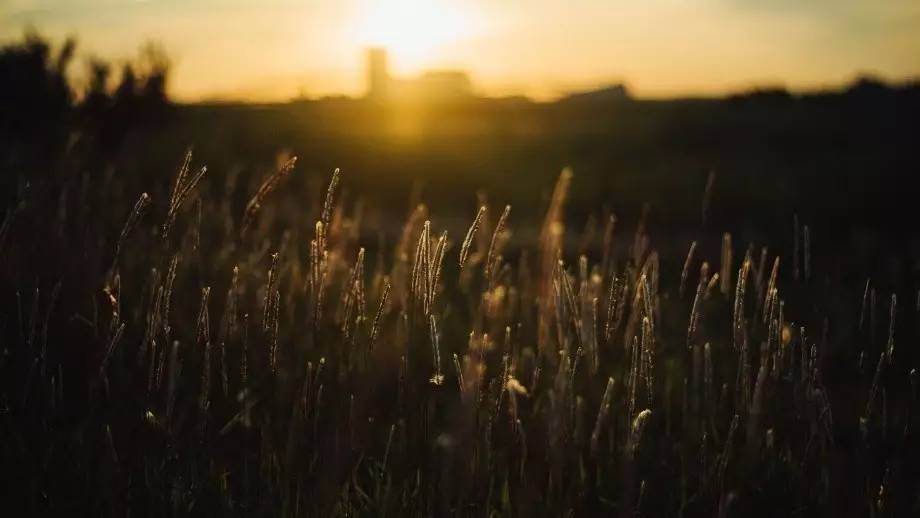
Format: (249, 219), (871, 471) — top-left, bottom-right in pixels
(357, 0), (474, 72)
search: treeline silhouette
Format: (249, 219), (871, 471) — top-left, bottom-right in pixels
(1, 30), (171, 183)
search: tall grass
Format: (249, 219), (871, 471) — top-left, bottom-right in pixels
(0, 149), (918, 517)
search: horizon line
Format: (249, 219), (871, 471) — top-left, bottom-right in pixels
(178, 73), (920, 106)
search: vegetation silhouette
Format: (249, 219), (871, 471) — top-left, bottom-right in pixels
(1, 31), (919, 517)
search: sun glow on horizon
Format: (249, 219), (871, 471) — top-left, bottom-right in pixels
(2, 0), (920, 101)
(355, 0), (478, 73)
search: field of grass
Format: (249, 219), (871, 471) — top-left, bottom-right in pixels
(1, 143), (918, 517)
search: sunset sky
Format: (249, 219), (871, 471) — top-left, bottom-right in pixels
(2, 0), (919, 102)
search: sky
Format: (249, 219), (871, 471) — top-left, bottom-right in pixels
(2, 0), (919, 102)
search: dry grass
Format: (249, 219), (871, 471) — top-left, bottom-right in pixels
(0, 151), (917, 517)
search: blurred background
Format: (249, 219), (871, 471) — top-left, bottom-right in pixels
(2, 0), (920, 288)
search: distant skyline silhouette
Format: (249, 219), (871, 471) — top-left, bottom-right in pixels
(2, 0), (919, 102)
(364, 47), (474, 101)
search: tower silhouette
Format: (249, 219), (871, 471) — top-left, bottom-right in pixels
(366, 47), (389, 99)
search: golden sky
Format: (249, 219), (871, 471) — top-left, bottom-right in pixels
(2, 0), (919, 101)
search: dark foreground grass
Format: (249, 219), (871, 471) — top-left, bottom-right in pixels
(1, 150), (918, 517)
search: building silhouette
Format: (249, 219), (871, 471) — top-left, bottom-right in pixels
(364, 47), (473, 102)
(366, 47), (389, 99)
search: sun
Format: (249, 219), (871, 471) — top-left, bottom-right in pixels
(357, 0), (474, 71)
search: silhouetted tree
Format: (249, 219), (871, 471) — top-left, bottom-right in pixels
(137, 42), (170, 106)
(2, 30), (174, 195)
(0, 29), (76, 189)
(82, 57), (112, 114)
(0, 30), (74, 132)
